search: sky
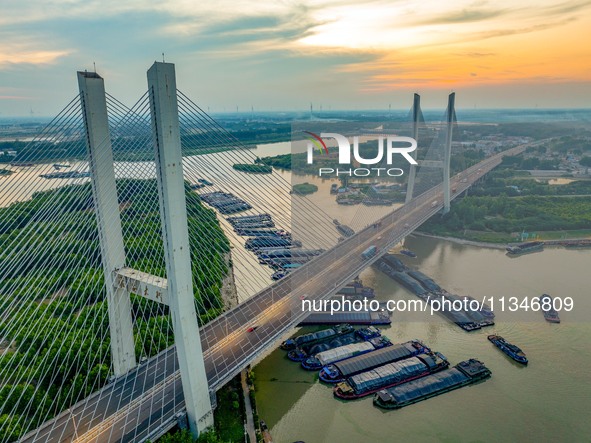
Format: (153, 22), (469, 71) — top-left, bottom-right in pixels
(0, 0), (590, 116)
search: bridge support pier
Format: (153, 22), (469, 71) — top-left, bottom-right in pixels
(405, 93), (422, 204)
(443, 92), (455, 214)
(77, 71), (137, 376)
(147, 62), (214, 436)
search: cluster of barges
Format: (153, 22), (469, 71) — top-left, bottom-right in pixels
(197, 200), (324, 279)
(377, 254), (495, 331)
(279, 325), (491, 409)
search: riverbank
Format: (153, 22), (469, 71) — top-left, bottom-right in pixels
(413, 232), (507, 249)
(414, 230), (591, 248)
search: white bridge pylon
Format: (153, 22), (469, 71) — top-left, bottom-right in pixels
(77, 63), (213, 437)
(404, 92), (455, 214)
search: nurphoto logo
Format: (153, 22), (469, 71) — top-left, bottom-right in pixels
(304, 131), (417, 177)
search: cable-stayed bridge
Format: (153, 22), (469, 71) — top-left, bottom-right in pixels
(0, 63), (532, 442)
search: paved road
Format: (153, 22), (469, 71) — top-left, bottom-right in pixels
(241, 370), (256, 443)
(20, 143), (532, 443)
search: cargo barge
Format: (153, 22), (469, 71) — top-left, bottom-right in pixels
(437, 292), (494, 330)
(266, 257), (314, 269)
(271, 265), (303, 280)
(245, 237), (301, 250)
(539, 294), (560, 323)
(227, 213), (272, 224)
(232, 219), (276, 229)
(506, 241), (544, 256)
(336, 224), (355, 237)
(301, 337), (391, 370)
(377, 261), (427, 296)
(280, 324), (353, 351)
(462, 295), (495, 319)
(258, 248), (323, 261)
(298, 311), (391, 326)
(376, 254), (494, 331)
(407, 270), (439, 292)
(200, 191), (252, 214)
(319, 340), (429, 383)
(362, 199), (394, 206)
(235, 228), (289, 237)
(336, 282), (375, 298)
(381, 255), (406, 271)
(286, 326), (381, 362)
(373, 359), (492, 409)
(334, 352), (448, 399)
(488, 334), (528, 364)
(39, 171), (90, 179)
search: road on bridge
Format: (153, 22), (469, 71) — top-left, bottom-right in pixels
(21, 142), (533, 443)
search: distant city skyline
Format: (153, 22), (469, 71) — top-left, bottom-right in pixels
(1, 0), (590, 116)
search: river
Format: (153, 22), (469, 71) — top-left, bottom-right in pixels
(254, 236), (591, 443)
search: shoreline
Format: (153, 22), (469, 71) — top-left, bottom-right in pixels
(413, 232), (507, 249)
(414, 232), (591, 249)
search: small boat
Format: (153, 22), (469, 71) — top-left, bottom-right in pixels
(539, 294), (560, 323)
(400, 249), (417, 258)
(487, 334), (528, 364)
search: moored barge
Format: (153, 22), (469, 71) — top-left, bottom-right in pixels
(506, 241), (544, 256)
(301, 336), (391, 370)
(287, 326), (381, 362)
(280, 324), (353, 351)
(373, 359), (491, 409)
(334, 352), (448, 399)
(319, 340), (429, 383)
